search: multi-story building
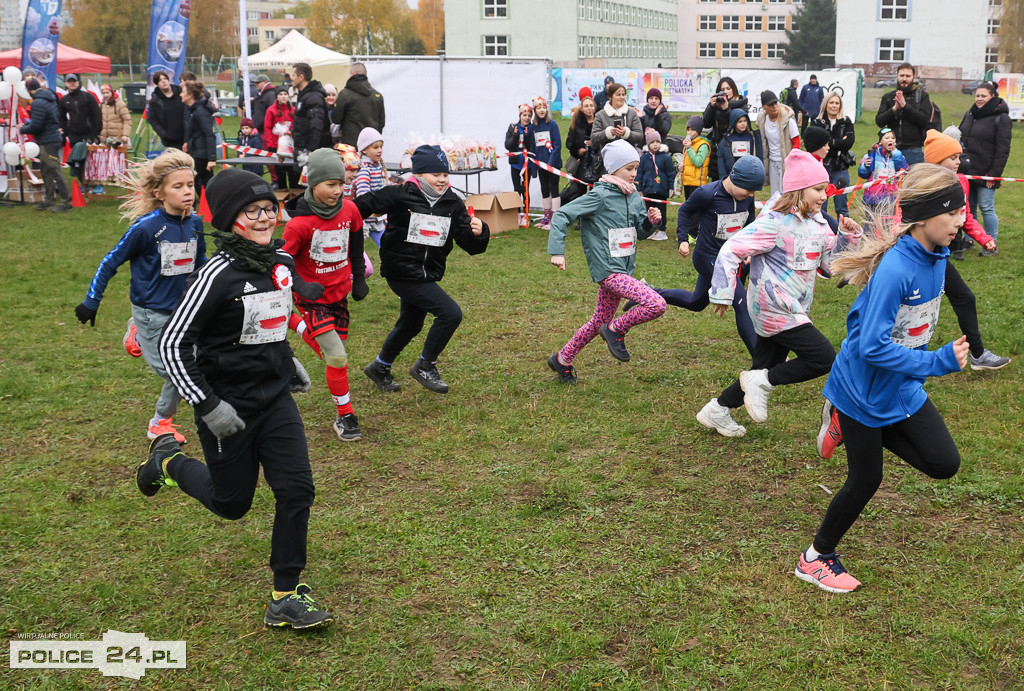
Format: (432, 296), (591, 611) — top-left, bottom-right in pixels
(0, 0), (26, 52)
(678, 0), (802, 69)
(443, 0), (679, 68)
(835, 0), (1001, 87)
(257, 17), (307, 52)
(243, 1), (300, 48)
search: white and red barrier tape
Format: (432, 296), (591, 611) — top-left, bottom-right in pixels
(224, 142), (278, 158)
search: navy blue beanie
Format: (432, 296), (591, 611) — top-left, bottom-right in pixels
(728, 155), (766, 192)
(411, 145), (449, 174)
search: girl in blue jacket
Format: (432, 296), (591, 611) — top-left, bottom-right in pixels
(530, 96), (563, 229)
(74, 150), (208, 444)
(717, 109), (762, 180)
(796, 164), (971, 595)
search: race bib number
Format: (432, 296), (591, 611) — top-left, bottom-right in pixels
(309, 228), (350, 264)
(891, 294), (942, 349)
(535, 130), (551, 149)
(407, 212), (451, 247)
(714, 211), (747, 240)
(608, 227), (636, 258)
(239, 288), (291, 345)
(158, 238), (198, 276)
(731, 140), (750, 158)
(791, 235), (825, 271)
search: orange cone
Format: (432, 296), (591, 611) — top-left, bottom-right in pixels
(71, 179), (87, 207)
(198, 187), (212, 222)
(62, 140), (71, 164)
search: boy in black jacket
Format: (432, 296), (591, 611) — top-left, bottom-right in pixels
(355, 145), (489, 394)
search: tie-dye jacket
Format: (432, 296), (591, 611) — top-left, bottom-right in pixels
(710, 209), (858, 337)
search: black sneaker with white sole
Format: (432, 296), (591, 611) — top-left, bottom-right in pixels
(409, 359), (449, 393)
(333, 413), (362, 441)
(264, 584), (333, 629)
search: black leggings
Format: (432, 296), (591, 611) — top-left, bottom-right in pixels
(536, 168), (560, 198)
(379, 279), (463, 364)
(718, 323), (835, 409)
(166, 393), (315, 591)
(510, 165), (532, 204)
(945, 262), (985, 358)
(813, 399), (960, 554)
(193, 159), (213, 202)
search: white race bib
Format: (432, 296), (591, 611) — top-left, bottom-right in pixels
(535, 130), (551, 148)
(891, 293), (942, 349)
(309, 228), (350, 264)
(239, 288), (291, 345)
(407, 212), (451, 247)
(791, 235), (825, 271)
(608, 227), (636, 258)
(714, 211), (747, 240)
(731, 140), (750, 158)
(158, 238), (198, 276)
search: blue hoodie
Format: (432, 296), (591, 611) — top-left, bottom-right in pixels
(636, 149), (676, 197)
(823, 234), (961, 427)
(717, 109), (762, 179)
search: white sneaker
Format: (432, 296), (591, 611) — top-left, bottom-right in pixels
(649, 230), (669, 241)
(739, 369), (774, 423)
(696, 399), (746, 437)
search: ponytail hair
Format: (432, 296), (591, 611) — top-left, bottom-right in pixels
(118, 148), (196, 223)
(832, 164), (958, 286)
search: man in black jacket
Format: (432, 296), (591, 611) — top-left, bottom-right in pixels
(331, 62), (385, 148)
(875, 62), (933, 165)
(251, 74), (277, 135)
(291, 62), (331, 159)
(782, 79), (805, 130)
(147, 71), (185, 149)
(57, 73), (101, 188)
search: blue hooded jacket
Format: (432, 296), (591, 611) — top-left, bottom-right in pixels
(717, 109), (762, 180)
(823, 234), (961, 427)
(636, 149), (676, 197)
(20, 88), (63, 146)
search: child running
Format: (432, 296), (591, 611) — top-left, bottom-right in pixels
(857, 127), (908, 218)
(546, 140), (667, 384)
(696, 149), (861, 437)
(74, 149), (206, 443)
(354, 145), (489, 394)
(283, 148), (368, 441)
(797, 164), (971, 594)
(353, 127), (388, 246)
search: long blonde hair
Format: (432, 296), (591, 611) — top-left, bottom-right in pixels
(832, 164), (958, 285)
(119, 149), (196, 222)
(817, 91), (844, 120)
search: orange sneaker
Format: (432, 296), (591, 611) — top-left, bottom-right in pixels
(123, 318), (142, 357)
(795, 551), (861, 594)
(148, 417), (186, 444)
(816, 401), (843, 459)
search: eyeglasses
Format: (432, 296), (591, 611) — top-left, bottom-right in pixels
(243, 204), (279, 220)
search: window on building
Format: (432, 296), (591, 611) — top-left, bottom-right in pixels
(579, 0), (586, 19)
(603, 2), (610, 21)
(483, 0), (507, 18)
(986, 46), (1000, 63)
(769, 0), (786, 3)
(587, 0), (594, 20)
(618, 5), (625, 22)
(988, 18), (1000, 35)
(579, 35), (586, 56)
(722, 42), (739, 58)
(791, 17), (799, 32)
(745, 43), (762, 58)
(722, 15), (740, 30)
(587, 36), (595, 57)
(879, 0), (909, 20)
(699, 15), (715, 30)
(990, 0), (1003, 5)
(247, 11), (259, 19)
(247, 26), (258, 37)
(265, 30), (274, 39)
(766, 42), (785, 58)
(483, 35), (508, 55)
(767, 16), (785, 31)
(746, 16), (761, 31)
(699, 42), (715, 58)
(877, 38), (907, 62)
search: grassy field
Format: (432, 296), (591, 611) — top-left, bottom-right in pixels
(3, 90), (1023, 689)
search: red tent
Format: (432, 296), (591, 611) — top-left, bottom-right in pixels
(0, 43), (111, 74)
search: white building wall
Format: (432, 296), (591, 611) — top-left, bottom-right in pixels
(678, 0), (801, 70)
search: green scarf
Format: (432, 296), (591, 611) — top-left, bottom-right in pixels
(213, 232), (282, 273)
(303, 186), (346, 220)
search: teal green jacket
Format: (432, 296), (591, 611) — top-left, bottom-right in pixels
(547, 181), (654, 283)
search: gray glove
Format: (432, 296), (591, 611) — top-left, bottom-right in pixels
(201, 400), (246, 439)
(290, 357), (311, 393)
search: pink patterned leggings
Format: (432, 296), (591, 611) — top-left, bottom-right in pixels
(559, 273), (667, 363)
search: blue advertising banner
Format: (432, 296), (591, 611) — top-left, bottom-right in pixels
(147, 0), (192, 86)
(20, 0), (62, 89)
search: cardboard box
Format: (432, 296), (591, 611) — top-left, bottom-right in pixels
(465, 192), (522, 233)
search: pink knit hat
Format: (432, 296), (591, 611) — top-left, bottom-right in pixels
(644, 127), (661, 145)
(782, 149), (829, 193)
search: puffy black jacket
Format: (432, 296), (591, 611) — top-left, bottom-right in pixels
(20, 88), (63, 146)
(960, 97), (1012, 188)
(184, 97), (217, 161)
(809, 115), (856, 171)
(251, 83), (277, 134)
(641, 104), (671, 139)
(875, 83), (934, 149)
(331, 74), (386, 147)
(294, 80), (332, 152)
(58, 87), (102, 140)
(353, 179), (489, 283)
(147, 84), (185, 145)
(565, 113), (595, 160)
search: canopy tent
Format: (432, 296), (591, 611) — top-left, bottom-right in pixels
(0, 43), (112, 74)
(242, 30), (351, 86)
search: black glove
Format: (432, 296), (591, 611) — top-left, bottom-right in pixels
(351, 275), (369, 301)
(293, 276), (325, 301)
(290, 357), (312, 393)
(75, 302), (97, 326)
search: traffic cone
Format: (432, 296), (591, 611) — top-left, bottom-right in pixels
(71, 179), (87, 207)
(62, 140), (71, 164)
(198, 187), (212, 222)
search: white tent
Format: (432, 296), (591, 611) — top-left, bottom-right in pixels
(242, 30), (351, 86)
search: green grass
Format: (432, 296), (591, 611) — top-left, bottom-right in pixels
(2, 90), (1023, 689)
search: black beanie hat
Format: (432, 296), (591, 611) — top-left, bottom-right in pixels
(411, 145), (449, 174)
(205, 168), (277, 232)
(803, 126), (831, 153)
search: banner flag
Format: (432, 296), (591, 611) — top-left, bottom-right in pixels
(147, 0), (192, 87)
(21, 0), (62, 89)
